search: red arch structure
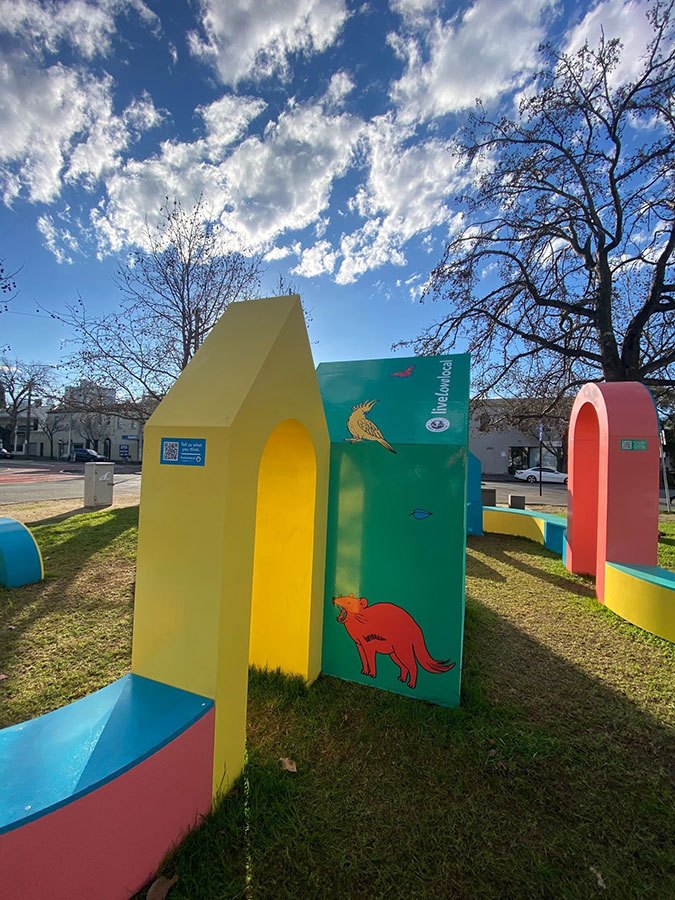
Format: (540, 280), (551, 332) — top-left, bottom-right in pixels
(565, 382), (660, 601)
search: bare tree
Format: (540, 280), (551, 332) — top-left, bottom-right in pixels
(0, 257), (19, 309)
(58, 196), (263, 405)
(74, 410), (111, 450)
(273, 273), (298, 296)
(405, 0), (675, 414)
(39, 411), (66, 460)
(57, 381), (114, 456)
(272, 272), (314, 330)
(0, 358), (55, 452)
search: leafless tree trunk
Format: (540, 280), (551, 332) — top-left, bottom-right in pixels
(39, 412), (66, 460)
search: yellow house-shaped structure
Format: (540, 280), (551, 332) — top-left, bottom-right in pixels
(131, 296), (330, 795)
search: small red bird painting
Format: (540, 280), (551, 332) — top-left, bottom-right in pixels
(391, 365), (414, 378)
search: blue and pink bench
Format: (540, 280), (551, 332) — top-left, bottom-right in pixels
(0, 675), (214, 900)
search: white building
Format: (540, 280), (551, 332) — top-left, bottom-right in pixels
(7, 380), (151, 462)
(469, 399), (565, 475)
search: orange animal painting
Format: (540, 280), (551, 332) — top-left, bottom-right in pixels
(332, 593), (455, 688)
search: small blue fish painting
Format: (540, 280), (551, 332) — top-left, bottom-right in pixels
(409, 508), (433, 519)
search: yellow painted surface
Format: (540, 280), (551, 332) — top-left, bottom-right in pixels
(249, 419), (318, 675)
(131, 296), (330, 796)
(604, 564), (675, 643)
(482, 508), (546, 545)
(132, 426), (228, 700)
(30, 527), (45, 578)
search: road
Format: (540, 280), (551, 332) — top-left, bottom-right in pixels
(0, 461), (141, 505)
(481, 478), (567, 507)
(482, 477), (674, 512)
(0, 462), (671, 512)
(0, 467), (565, 507)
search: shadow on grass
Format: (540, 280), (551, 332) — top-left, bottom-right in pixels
(140, 597), (674, 900)
(464, 551), (506, 582)
(26, 507), (91, 527)
(36, 506), (138, 573)
(0, 506), (138, 696)
(469, 533), (596, 599)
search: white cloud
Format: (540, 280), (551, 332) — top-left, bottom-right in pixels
(263, 243), (301, 261)
(0, 52), (162, 204)
(0, 0), (159, 59)
(292, 239), (338, 277)
(220, 103), (363, 246)
(37, 212), (80, 264)
(335, 116), (467, 283)
(324, 70), (355, 107)
(92, 99), (363, 254)
(199, 94), (267, 157)
(314, 216), (329, 237)
(389, 0), (437, 25)
(66, 90), (164, 189)
(188, 0), (349, 85)
(91, 150), (226, 254)
(564, 0), (654, 85)
(125, 93), (163, 132)
(390, 0), (556, 123)
(337, 217), (407, 284)
(89, 91), (267, 253)
(0, 56), (88, 203)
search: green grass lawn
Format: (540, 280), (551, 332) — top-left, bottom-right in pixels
(0, 505), (137, 727)
(1, 506), (674, 899)
(659, 515), (675, 570)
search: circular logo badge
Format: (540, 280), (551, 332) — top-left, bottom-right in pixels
(425, 417), (450, 433)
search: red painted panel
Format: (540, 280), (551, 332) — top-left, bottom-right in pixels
(567, 402), (600, 576)
(0, 708), (214, 900)
(566, 383), (659, 602)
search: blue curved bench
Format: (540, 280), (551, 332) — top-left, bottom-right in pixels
(0, 517), (43, 588)
(0, 674), (215, 900)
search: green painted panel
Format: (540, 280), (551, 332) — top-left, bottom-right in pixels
(620, 439), (648, 451)
(319, 355), (470, 447)
(317, 354), (469, 707)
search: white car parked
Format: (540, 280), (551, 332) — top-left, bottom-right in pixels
(514, 466), (568, 484)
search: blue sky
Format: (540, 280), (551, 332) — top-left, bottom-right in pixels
(0, 0), (656, 371)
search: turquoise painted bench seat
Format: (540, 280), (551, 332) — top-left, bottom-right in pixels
(487, 507), (566, 526)
(0, 674), (213, 835)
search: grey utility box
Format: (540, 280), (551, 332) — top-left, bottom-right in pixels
(84, 462), (114, 508)
(508, 494), (526, 509)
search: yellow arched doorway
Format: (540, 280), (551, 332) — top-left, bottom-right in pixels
(249, 419), (318, 675)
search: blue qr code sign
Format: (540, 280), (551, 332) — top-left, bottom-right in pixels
(160, 438), (206, 466)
